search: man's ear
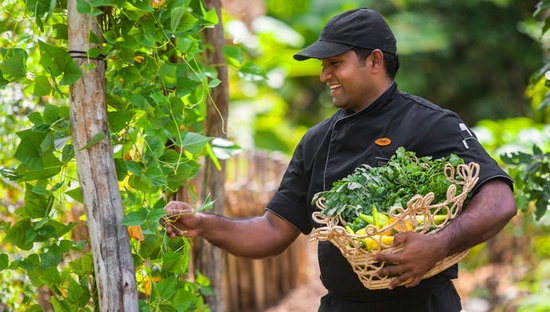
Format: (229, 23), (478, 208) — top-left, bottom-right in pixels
(370, 49), (384, 71)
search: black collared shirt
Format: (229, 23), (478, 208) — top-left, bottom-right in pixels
(266, 83), (512, 305)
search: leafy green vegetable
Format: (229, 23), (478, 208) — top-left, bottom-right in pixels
(312, 147), (466, 223)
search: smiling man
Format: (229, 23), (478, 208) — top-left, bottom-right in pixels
(163, 8), (516, 312)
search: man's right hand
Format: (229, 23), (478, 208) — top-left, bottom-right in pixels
(162, 201), (202, 238)
(161, 201), (300, 258)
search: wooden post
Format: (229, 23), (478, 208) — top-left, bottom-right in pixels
(67, 0), (138, 310)
(195, 0), (229, 311)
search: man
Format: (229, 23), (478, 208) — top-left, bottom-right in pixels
(163, 8), (517, 311)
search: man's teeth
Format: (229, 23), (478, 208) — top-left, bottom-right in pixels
(329, 84), (341, 90)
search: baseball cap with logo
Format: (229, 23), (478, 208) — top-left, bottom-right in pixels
(293, 8), (396, 61)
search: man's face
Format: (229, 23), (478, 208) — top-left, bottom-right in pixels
(320, 50), (374, 112)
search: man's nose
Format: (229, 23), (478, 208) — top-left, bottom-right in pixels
(320, 67), (331, 82)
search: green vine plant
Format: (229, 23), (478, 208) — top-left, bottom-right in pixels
(0, 0), (253, 310)
(499, 0), (550, 224)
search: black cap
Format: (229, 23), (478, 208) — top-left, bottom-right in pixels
(293, 8), (396, 61)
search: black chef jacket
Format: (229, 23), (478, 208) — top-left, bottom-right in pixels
(266, 82), (512, 309)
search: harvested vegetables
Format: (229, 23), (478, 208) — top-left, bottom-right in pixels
(312, 147), (468, 236)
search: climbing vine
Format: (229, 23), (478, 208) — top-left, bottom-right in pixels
(0, 0), (251, 310)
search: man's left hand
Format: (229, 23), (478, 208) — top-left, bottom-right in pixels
(374, 231), (447, 289)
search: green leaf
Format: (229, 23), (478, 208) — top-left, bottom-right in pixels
(36, 219), (74, 241)
(165, 158), (200, 191)
(43, 104), (61, 125)
(118, 65), (141, 86)
(160, 62), (178, 88)
(200, 2), (219, 26)
(108, 110), (133, 132)
(59, 58), (83, 85)
(174, 288), (198, 312)
(24, 185), (53, 218)
(222, 45), (244, 67)
(156, 276), (178, 299)
(79, 132), (106, 150)
(176, 76), (202, 97)
(162, 252), (188, 275)
(50, 297), (71, 312)
(122, 209), (148, 226)
(0, 253), (9, 271)
(114, 158), (128, 181)
(171, 6), (186, 33)
(66, 187), (83, 203)
(145, 165), (167, 187)
(38, 40), (82, 86)
(67, 278), (91, 305)
(69, 252), (94, 276)
(0, 70), (8, 87)
(14, 165), (61, 182)
(180, 132), (211, 155)
(238, 60), (268, 81)
(147, 207), (167, 223)
(4, 218), (35, 250)
(122, 1), (152, 21)
(28, 112), (45, 126)
(14, 129), (61, 171)
(0, 48), (28, 81)
(173, 10), (198, 34)
(208, 78), (221, 88)
(61, 144), (75, 163)
(75, 0), (103, 15)
(145, 135), (164, 158)
(40, 266), (61, 288)
(176, 37), (194, 53)
(53, 23), (68, 40)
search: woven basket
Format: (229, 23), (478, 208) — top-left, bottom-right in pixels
(311, 162), (480, 290)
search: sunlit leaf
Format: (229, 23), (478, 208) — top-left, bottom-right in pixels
(33, 75), (52, 97)
(122, 1), (152, 20)
(180, 132), (211, 154)
(200, 2), (219, 26)
(211, 137), (241, 160)
(66, 187), (83, 203)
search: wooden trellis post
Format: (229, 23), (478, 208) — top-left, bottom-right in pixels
(67, 0), (138, 310)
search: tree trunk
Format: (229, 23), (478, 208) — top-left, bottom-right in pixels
(195, 0), (229, 311)
(67, 0), (138, 311)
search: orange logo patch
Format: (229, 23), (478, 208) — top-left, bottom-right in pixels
(375, 137), (391, 146)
